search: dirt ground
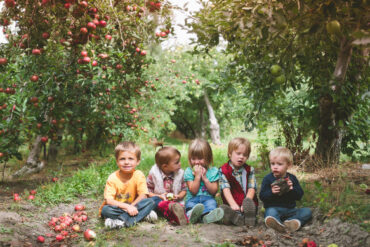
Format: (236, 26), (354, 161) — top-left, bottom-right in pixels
(0, 195), (369, 247)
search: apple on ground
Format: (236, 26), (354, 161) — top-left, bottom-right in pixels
(28, 195), (35, 200)
(84, 229), (96, 241)
(75, 204), (85, 211)
(37, 236), (45, 243)
(52, 177), (58, 182)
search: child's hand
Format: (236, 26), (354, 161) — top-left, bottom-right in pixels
(230, 203), (241, 211)
(200, 166), (207, 180)
(271, 185), (281, 194)
(125, 205), (139, 216)
(193, 165), (202, 177)
(286, 179), (293, 190)
(159, 193), (167, 201)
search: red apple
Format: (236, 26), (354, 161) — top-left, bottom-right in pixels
(47, 96), (54, 102)
(41, 136), (48, 143)
(5, 0), (16, 8)
(75, 204), (85, 211)
(80, 27), (88, 34)
(52, 177), (58, 182)
(87, 22), (96, 30)
(81, 50), (88, 57)
(84, 229), (96, 241)
(32, 49), (41, 55)
(0, 58), (8, 65)
(140, 50), (146, 56)
(79, 1), (88, 7)
(37, 236), (45, 243)
(105, 34), (112, 40)
(42, 32), (50, 39)
(72, 224), (80, 232)
(82, 56), (91, 63)
(61, 230), (68, 236)
(55, 234), (64, 242)
(64, 3), (71, 9)
(92, 60), (98, 66)
(135, 47), (141, 52)
(28, 195), (35, 200)
(30, 75), (39, 82)
(81, 215), (88, 221)
(99, 20), (107, 27)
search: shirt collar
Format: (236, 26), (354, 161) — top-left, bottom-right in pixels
(228, 161), (244, 174)
(160, 170), (174, 180)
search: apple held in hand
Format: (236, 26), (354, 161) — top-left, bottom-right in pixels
(166, 193), (174, 201)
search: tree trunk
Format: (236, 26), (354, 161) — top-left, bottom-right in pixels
(199, 106), (206, 138)
(315, 38), (352, 166)
(12, 136), (46, 178)
(204, 90), (221, 145)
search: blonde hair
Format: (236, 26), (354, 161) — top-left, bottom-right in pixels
(155, 146), (181, 168)
(269, 147), (293, 165)
(228, 137), (251, 158)
(114, 141), (141, 160)
(188, 139), (213, 168)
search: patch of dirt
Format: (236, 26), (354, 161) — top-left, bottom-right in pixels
(1, 198), (369, 247)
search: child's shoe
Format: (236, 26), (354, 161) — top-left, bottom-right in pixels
(202, 208), (224, 224)
(219, 205), (244, 226)
(242, 198), (256, 226)
(265, 216), (286, 233)
(169, 203), (188, 225)
(189, 204), (204, 224)
(283, 219), (301, 232)
(105, 218), (125, 229)
(145, 210), (158, 223)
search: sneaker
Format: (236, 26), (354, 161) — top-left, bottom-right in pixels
(219, 205), (244, 226)
(203, 208), (224, 224)
(145, 210), (158, 223)
(105, 218), (125, 229)
(189, 204), (204, 224)
(284, 219), (301, 232)
(169, 203), (188, 226)
(242, 198), (256, 226)
(265, 216), (286, 233)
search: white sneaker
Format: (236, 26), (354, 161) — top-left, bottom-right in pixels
(145, 210), (158, 223)
(105, 218), (125, 229)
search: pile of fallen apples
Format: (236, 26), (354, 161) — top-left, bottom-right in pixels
(37, 204), (96, 243)
(13, 189), (37, 201)
(299, 238), (317, 247)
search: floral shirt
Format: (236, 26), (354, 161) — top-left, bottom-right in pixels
(184, 167), (220, 201)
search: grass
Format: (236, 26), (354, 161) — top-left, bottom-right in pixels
(31, 137), (369, 232)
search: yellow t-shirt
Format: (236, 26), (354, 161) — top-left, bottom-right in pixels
(99, 169), (148, 215)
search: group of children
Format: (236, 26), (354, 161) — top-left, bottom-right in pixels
(99, 137), (312, 233)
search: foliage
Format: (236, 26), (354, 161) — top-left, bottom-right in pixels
(188, 0), (369, 164)
(0, 0), (173, 163)
(141, 47), (247, 139)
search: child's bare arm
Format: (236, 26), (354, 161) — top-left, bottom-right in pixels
(175, 190), (186, 201)
(246, 188), (256, 199)
(131, 193), (147, 206)
(106, 198), (131, 211)
(222, 188), (240, 211)
(202, 177), (218, 195)
(148, 192), (167, 200)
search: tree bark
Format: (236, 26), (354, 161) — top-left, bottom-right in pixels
(199, 106), (206, 138)
(204, 90), (221, 145)
(315, 38), (352, 166)
(12, 136), (45, 178)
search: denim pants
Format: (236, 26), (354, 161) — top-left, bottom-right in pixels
(101, 198), (155, 227)
(265, 206), (312, 226)
(185, 195), (217, 217)
(150, 196), (163, 208)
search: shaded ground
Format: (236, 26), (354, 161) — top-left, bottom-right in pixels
(0, 195), (369, 247)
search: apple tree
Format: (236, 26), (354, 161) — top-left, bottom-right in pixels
(188, 0), (369, 166)
(0, 0), (173, 177)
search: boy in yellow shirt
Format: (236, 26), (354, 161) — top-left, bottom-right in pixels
(100, 141), (156, 228)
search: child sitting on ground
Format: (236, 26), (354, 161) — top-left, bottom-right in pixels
(184, 139), (224, 224)
(99, 141), (156, 228)
(259, 147), (312, 233)
(219, 137), (258, 226)
(147, 146), (188, 225)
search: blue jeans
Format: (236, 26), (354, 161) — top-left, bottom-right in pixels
(101, 198), (155, 227)
(185, 195), (217, 217)
(150, 196), (163, 208)
(265, 207), (312, 226)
